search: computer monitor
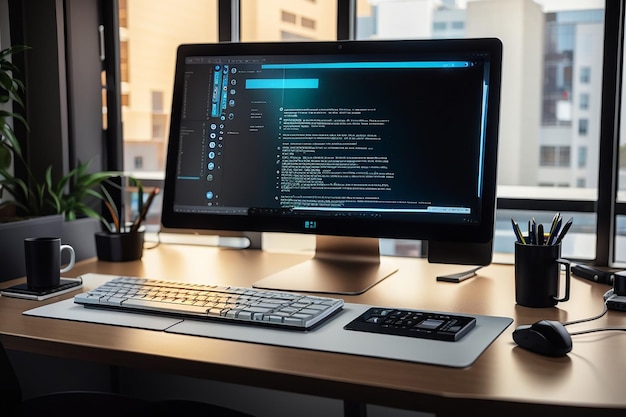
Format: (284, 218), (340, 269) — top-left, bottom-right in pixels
(161, 38), (502, 294)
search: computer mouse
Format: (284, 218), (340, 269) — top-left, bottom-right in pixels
(512, 320), (572, 357)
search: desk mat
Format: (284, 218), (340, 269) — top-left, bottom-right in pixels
(23, 273), (513, 368)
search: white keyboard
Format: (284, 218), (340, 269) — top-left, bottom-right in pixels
(74, 276), (344, 330)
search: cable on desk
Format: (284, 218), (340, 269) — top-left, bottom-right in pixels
(562, 299), (626, 336)
(144, 228), (162, 250)
(569, 327), (626, 336)
(562, 300), (608, 327)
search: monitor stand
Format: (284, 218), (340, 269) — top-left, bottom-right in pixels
(253, 235), (398, 295)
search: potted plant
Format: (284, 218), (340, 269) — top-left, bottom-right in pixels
(0, 45), (114, 280)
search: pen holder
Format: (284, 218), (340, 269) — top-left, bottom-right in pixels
(514, 242), (571, 307)
(95, 231), (144, 262)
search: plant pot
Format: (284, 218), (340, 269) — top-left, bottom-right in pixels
(95, 231), (144, 262)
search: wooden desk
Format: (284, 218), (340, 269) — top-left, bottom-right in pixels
(1, 243), (625, 416)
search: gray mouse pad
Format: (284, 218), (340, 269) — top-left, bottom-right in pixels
(166, 304), (512, 367)
(23, 274), (512, 367)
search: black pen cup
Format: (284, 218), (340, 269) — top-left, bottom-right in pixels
(95, 231), (144, 262)
(514, 242), (571, 308)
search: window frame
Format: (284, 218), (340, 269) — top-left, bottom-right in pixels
(112, 0), (626, 265)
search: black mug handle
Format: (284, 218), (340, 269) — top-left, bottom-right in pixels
(553, 258), (571, 302)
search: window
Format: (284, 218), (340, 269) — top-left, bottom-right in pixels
(580, 92), (589, 110)
(117, 0), (217, 179)
(540, 146), (571, 167)
(356, 1), (605, 260)
(580, 66), (591, 83)
(301, 17), (316, 30)
(242, 0), (336, 42)
(540, 146), (556, 166)
(151, 91), (163, 113)
(578, 146), (588, 168)
(451, 21), (464, 30)
(578, 118), (589, 136)
(281, 10), (297, 24)
(10, 1), (623, 267)
(104, 1), (622, 265)
(280, 31), (313, 41)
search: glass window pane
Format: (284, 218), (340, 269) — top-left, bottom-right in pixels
(119, 0), (217, 172)
(240, 0), (337, 42)
(118, 0), (218, 228)
(616, 216), (626, 264)
(497, 210), (595, 260)
(358, 0), (604, 257)
(616, 11), (626, 263)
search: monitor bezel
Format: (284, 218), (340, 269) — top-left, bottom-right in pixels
(161, 38), (502, 245)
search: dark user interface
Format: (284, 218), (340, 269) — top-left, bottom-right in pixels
(173, 54), (489, 224)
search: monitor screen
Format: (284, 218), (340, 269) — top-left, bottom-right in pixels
(162, 38), (502, 294)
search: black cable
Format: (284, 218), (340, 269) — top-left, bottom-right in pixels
(569, 327), (626, 336)
(144, 228), (162, 250)
(562, 300), (609, 326)
(562, 298), (626, 336)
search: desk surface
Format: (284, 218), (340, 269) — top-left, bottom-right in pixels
(1, 243), (625, 416)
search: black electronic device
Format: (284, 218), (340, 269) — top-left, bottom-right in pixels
(604, 291), (626, 312)
(344, 307), (476, 341)
(603, 271), (626, 311)
(512, 320), (573, 357)
(572, 264), (616, 286)
(161, 38), (502, 294)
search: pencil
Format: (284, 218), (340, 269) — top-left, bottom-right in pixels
(130, 187), (160, 232)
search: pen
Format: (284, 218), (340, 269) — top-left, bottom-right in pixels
(530, 218), (537, 245)
(511, 218), (526, 244)
(553, 217), (573, 245)
(549, 212), (560, 235)
(537, 223), (545, 245)
(547, 216), (562, 245)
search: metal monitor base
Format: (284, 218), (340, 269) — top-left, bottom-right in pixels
(253, 235), (398, 295)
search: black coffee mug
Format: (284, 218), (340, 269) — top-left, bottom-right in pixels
(514, 242), (571, 308)
(24, 237), (76, 290)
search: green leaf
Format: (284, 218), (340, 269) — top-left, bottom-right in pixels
(0, 145), (11, 170)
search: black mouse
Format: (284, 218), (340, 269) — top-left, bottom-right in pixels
(512, 320), (572, 357)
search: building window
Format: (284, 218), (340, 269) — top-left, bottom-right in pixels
(578, 118), (589, 136)
(152, 91), (163, 113)
(451, 21), (464, 30)
(280, 30), (313, 41)
(134, 156), (143, 169)
(433, 22), (446, 31)
(120, 41), (129, 83)
(578, 146), (588, 168)
(281, 10), (297, 24)
(579, 66), (591, 83)
(540, 145), (570, 167)
(301, 17), (316, 30)
(152, 115), (167, 139)
(579, 93), (589, 110)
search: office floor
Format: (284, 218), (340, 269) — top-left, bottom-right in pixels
(8, 349), (433, 417)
